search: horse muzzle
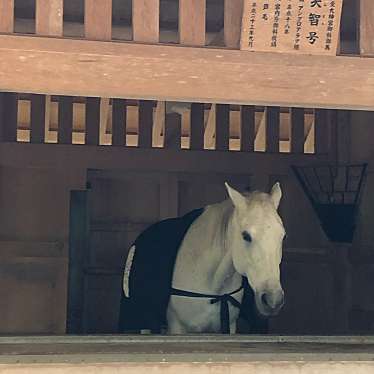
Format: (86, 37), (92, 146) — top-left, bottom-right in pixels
(257, 289), (285, 316)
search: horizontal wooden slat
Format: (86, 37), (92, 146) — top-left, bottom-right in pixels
(0, 35), (374, 110)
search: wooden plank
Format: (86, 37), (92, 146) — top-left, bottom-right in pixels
(2, 35), (374, 110)
(58, 96), (73, 145)
(112, 99), (126, 146)
(30, 94), (46, 143)
(215, 104), (230, 151)
(240, 105), (255, 152)
(66, 190), (90, 334)
(138, 100), (153, 148)
(35, 0), (63, 36)
(132, 0), (159, 43)
(84, 0), (112, 41)
(265, 107), (280, 153)
(164, 112), (181, 149)
(290, 108), (305, 154)
(0, 0), (14, 33)
(224, 0), (243, 48)
(190, 103), (204, 150)
(0, 92), (17, 142)
(85, 97), (100, 146)
(314, 109), (329, 154)
(179, 0), (206, 46)
(359, 0), (374, 56)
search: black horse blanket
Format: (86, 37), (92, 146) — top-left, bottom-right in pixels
(118, 208), (267, 333)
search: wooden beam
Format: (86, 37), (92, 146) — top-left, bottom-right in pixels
(138, 100), (153, 148)
(1, 35), (374, 110)
(359, 0), (374, 56)
(265, 107), (280, 153)
(84, 0), (112, 41)
(58, 96), (73, 145)
(132, 0), (159, 43)
(215, 104), (230, 151)
(112, 99), (126, 146)
(30, 94), (46, 143)
(290, 108), (305, 154)
(224, 0), (243, 48)
(240, 105), (255, 152)
(85, 97), (100, 146)
(0, 0), (13, 33)
(35, 0), (63, 37)
(190, 103), (205, 150)
(179, 0), (206, 46)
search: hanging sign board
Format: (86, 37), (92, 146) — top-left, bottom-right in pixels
(240, 0), (343, 55)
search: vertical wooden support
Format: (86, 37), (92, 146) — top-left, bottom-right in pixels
(290, 108), (305, 154)
(0, 93), (17, 142)
(359, 0), (374, 55)
(132, 0), (159, 43)
(215, 104), (230, 151)
(112, 99), (126, 146)
(30, 94), (46, 143)
(84, 0), (112, 40)
(86, 97), (101, 146)
(66, 190), (90, 334)
(179, 0), (206, 46)
(240, 105), (255, 152)
(224, 0), (243, 48)
(164, 113), (181, 149)
(190, 103), (205, 150)
(138, 100), (153, 148)
(58, 96), (73, 144)
(315, 109), (329, 154)
(0, 0), (14, 33)
(35, 0), (63, 36)
(265, 107), (280, 153)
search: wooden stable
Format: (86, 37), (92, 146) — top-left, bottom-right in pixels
(1, 0), (374, 372)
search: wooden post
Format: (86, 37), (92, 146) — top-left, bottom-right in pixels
(290, 108), (305, 154)
(190, 103), (205, 150)
(58, 96), (73, 144)
(86, 98), (101, 146)
(0, 0), (14, 33)
(66, 190), (90, 334)
(215, 104), (230, 151)
(112, 99), (126, 146)
(35, 0), (63, 36)
(240, 105), (255, 152)
(138, 100), (153, 148)
(179, 0), (206, 46)
(30, 94), (46, 143)
(315, 109), (329, 154)
(164, 113), (181, 149)
(132, 0), (159, 43)
(359, 0), (374, 56)
(265, 107), (280, 153)
(224, 0), (243, 48)
(84, 0), (112, 41)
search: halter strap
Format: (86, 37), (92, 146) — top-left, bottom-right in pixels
(170, 281), (244, 334)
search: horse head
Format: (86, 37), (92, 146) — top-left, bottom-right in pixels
(225, 182), (285, 317)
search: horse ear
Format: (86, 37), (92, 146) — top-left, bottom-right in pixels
(270, 182), (282, 209)
(225, 182), (246, 209)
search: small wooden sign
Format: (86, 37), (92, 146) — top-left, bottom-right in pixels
(240, 0), (343, 55)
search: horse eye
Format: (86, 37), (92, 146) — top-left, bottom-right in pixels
(242, 231), (252, 243)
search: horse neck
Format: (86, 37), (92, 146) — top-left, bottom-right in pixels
(197, 200), (241, 293)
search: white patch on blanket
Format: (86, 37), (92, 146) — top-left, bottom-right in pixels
(123, 245), (136, 298)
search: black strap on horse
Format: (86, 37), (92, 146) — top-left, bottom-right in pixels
(170, 281), (244, 334)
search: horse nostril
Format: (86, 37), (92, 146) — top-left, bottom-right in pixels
(261, 293), (270, 308)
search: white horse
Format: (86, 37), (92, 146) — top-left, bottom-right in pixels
(166, 182), (286, 334)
